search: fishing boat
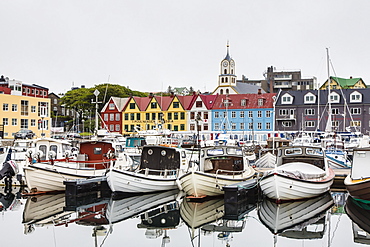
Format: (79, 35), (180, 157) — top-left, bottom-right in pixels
(178, 145), (256, 198)
(344, 148), (370, 201)
(106, 145), (194, 193)
(259, 146), (335, 202)
(24, 139), (132, 193)
(345, 196), (370, 244)
(258, 192), (333, 237)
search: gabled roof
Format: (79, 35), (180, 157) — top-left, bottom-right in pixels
(132, 96), (152, 111)
(331, 76), (364, 88)
(177, 95), (197, 110)
(101, 96), (130, 112)
(155, 95), (173, 110)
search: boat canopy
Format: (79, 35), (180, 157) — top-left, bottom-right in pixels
(140, 146), (181, 170)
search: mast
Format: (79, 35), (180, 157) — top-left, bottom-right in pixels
(325, 48), (333, 133)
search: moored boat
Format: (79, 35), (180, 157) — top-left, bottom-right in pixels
(344, 148), (370, 201)
(106, 145), (194, 193)
(259, 146), (335, 202)
(178, 145), (256, 198)
(24, 139), (130, 193)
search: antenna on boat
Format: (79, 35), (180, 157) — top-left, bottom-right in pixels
(325, 48), (333, 133)
(92, 89), (102, 136)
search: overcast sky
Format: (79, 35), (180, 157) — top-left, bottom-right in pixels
(1, 0), (369, 94)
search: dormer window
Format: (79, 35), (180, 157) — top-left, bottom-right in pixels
(350, 91), (362, 103)
(241, 99), (247, 106)
(329, 92), (340, 103)
(281, 94), (293, 104)
(258, 98), (264, 106)
(304, 93), (316, 104)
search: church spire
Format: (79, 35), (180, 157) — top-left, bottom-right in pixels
(224, 41), (231, 61)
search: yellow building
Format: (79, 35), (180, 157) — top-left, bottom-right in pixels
(120, 94), (192, 134)
(320, 76), (367, 90)
(0, 94), (51, 139)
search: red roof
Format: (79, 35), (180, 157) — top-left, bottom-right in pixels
(212, 93), (276, 109)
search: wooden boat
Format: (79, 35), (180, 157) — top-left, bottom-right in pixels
(106, 145), (192, 193)
(344, 148), (370, 201)
(259, 146), (335, 202)
(178, 146), (256, 197)
(345, 196), (370, 244)
(258, 192), (333, 236)
(24, 139), (131, 193)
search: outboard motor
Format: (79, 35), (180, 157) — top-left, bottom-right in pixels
(0, 161), (19, 193)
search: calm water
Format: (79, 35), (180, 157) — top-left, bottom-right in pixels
(0, 186), (366, 247)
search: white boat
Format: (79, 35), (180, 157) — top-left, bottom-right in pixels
(106, 145), (194, 193)
(254, 151), (276, 168)
(344, 148), (370, 201)
(259, 146), (335, 202)
(178, 146), (256, 198)
(24, 139), (132, 193)
(258, 192), (333, 236)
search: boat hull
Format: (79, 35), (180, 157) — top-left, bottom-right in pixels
(179, 169), (255, 197)
(259, 169), (335, 202)
(344, 175), (370, 201)
(24, 163), (107, 192)
(106, 168), (178, 193)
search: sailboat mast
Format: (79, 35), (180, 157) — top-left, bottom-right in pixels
(326, 48), (332, 132)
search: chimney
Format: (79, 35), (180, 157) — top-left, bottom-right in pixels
(258, 88), (262, 94)
(170, 92), (174, 97)
(149, 92), (153, 98)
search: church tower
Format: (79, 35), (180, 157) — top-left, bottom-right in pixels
(218, 42), (237, 89)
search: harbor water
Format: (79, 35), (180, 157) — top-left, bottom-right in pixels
(0, 185), (365, 247)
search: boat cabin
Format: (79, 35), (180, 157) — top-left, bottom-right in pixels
(276, 146), (326, 170)
(350, 148), (370, 180)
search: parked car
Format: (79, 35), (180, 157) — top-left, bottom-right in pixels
(14, 129), (35, 139)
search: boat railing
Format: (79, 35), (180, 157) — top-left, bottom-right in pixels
(41, 158), (113, 171)
(215, 169), (245, 178)
(136, 167), (179, 178)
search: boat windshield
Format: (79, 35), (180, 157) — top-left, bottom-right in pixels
(285, 148), (302, 156)
(306, 148), (323, 156)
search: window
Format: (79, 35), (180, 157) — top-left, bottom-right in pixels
(168, 112), (172, 120)
(282, 121), (292, 127)
(136, 113), (140, 120)
(248, 111), (253, 118)
(180, 124), (185, 130)
(305, 108), (315, 115)
(110, 114), (115, 121)
(190, 124), (195, 131)
(21, 119), (28, 129)
(150, 102), (157, 109)
(12, 104), (17, 112)
(257, 111), (262, 118)
(3, 103), (8, 111)
(115, 124), (120, 131)
(129, 103), (135, 109)
(241, 99), (246, 106)
(12, 118), (17, 126)
(329, 93), (340, 103)
(248, 122), (253, 129)
(304, 94), (316, 103)
(173, 102), (180, 108)
(258, 98), (264, 106)
(109, 103), (116, 110)
(173, 125), (179, 131)
(151, 113), (156, 120)
(240, 122), (245, 130)
(146, 113), (150, 120)
(20, 101), (29, 116)
(231, 123), (236, 130)
(305, 121), (315, 127)
(231, 111), (236, 118)
(110, 124), (114, 131)
(332, 121), (339, 127)
(130, 113), (135, 120)
(31, 119), (36, 127)
(351, 108), (361, 115)
(31, 106), (36, 113)
(240, 111), (245, 118)
(332, 108), (339, 115)
(282, 95), (292, 104)
(115, 113), (120, 121)
(124, 113), (129, 120)
(350, 92), (362, 103)
(38, 102), (48, 117)
(215, 112), (219, 118)
(203, 112), (208, 119)
(257, 123), (262, 130)
(350, 121), (361, 127)
(195, 101), (202, 107)
(203, 124), (208, 131)
(180, 112), (185, 120)
(266, 122), (271, 129)
(174, 112), (178, 120)
(279, 109), (289, 116)
(2, 118), (8, 126)
(214, 123), (219, 130)
(266, 111), (271, 118)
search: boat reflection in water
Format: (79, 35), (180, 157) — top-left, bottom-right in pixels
(345, 195), (370, 244)
(180, 193), (256, 246)
(258, 192), (334, 244)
